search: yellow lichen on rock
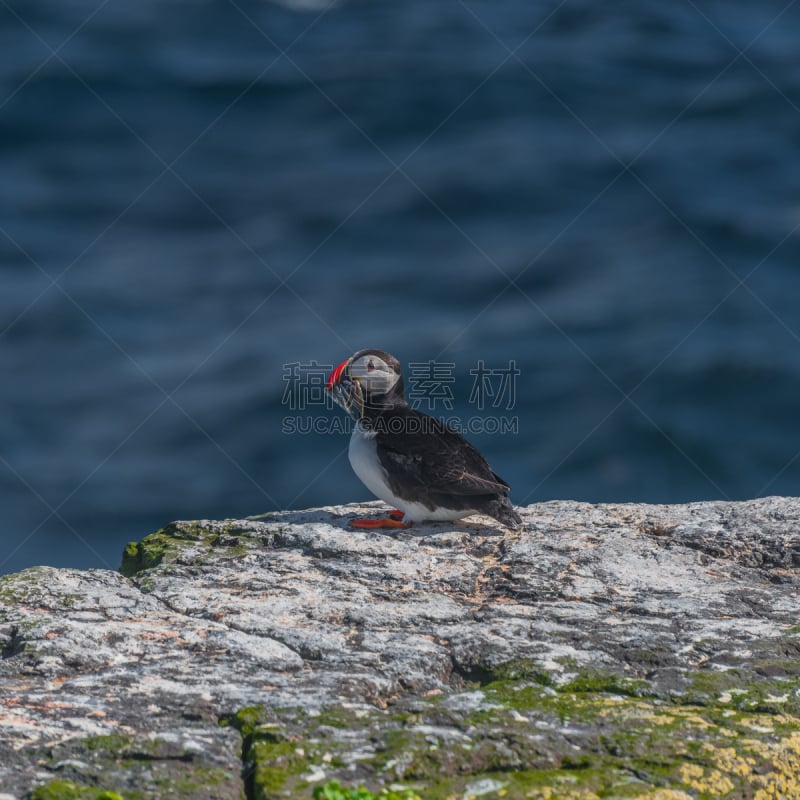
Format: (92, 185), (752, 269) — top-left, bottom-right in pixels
(753, 733), (800, 800)
(702, 743), (754, 779)
(679, 761), (735, 795)
(524, 789), (601, 800)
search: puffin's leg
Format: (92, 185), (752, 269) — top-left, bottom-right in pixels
(350, 516), (411, 529)
(387, 509), (405, 520)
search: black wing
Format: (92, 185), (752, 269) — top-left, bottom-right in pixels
(375, 408), (511, 497)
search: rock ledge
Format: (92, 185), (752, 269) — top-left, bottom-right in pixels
(2, 498), (800, 799)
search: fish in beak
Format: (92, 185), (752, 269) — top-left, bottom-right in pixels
(326, 357), (363, 420)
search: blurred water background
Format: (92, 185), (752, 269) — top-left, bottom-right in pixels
(2, 0), (800, 575)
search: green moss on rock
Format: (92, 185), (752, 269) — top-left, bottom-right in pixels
(119, 536), (169, 578)
(30, 732), (240, 800)
(222, 706), (318, 799)
(251, 739), (315, 797)
(30, 780), (124, 800)
(221, 705), (283, 742)
(83, 734), (136, 755)
(119, 523), (215, 577)
(312, 781), (420, 799)
(119, 521), (265, 577)
(219, 663), (800, 799)
(484, 658), (556, 686)
(561, 670), (651, 697)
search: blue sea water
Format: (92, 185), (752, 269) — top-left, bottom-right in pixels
(2, 0), (800, 575)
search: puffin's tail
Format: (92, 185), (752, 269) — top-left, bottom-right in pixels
(483, 495), (522, 530)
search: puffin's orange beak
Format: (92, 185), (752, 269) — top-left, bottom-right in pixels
(326, 358), (351, 391)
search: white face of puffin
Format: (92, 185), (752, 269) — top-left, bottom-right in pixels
(347, 352), (401, 397)
(326, 350), (403, 419)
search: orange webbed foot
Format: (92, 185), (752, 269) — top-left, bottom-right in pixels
(350, 516), (412, 529)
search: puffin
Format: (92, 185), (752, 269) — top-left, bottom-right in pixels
(325, 349), (522, 530)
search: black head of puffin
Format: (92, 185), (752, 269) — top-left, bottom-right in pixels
(326, 349), (405, 415)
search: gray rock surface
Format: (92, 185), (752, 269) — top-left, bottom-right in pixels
(1, 498), (800, 799)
